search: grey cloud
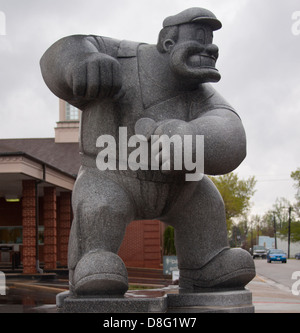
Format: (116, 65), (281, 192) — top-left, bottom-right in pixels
(0, 0), (299, 215)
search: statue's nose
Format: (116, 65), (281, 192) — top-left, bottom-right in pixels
(205, 44), (219, 60)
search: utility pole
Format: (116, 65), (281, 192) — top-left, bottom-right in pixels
(273, 214), (277, 249)
(288, 207), (292, 259)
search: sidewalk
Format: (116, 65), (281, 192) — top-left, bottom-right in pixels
(1, 273), (300, 313)
(247, 275), (300, 313)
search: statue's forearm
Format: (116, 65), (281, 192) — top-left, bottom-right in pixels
(190, 110), (246, 175)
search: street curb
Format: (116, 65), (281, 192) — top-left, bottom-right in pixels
(255, 274), (292, 293)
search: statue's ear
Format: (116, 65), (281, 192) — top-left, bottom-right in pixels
(163, 39), (175, 53)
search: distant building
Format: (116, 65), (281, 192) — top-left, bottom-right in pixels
(259, 235), (300, 257)
(258, 236), (275, 249)
(0, 100), (162, 273)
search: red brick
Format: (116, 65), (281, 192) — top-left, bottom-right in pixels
(57, 192), (71, 267)
(118, 220), (162, 268)
(22, 180), (37, 273)
(43, 187), (57, 269)
(144, 238), (160, 246)
(44, 229), (56, 237)
(23, 237), (36, 247)
(22, 228), (36, 238)
(22, 247), (36, 257)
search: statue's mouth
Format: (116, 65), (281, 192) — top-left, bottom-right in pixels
(187, 54), (217, 69)
(169, 41), (221, 83)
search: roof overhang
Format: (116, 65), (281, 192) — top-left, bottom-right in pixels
(0, 152), (76, 197)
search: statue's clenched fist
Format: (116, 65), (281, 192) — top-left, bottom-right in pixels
(66, 53), (122, 99)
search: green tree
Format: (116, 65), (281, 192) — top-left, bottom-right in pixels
(260, 211), (276, 237)
(163, 226), (176, 255)
(291, 168), (300, 191)
(210, 173), (257, 230)
(272, 197), (291, 230)
(228, 213), (263, 250)
(288, 168), (300, 241)
(279, 221), (300, 242)
(291, 168), (300, 217)
(266, 196), (300, 243)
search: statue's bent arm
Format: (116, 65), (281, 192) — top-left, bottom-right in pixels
(40, 35), (121, 109)
(191, 108), (246, 175)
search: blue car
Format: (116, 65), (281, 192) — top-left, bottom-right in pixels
(267, 249), (287, 263)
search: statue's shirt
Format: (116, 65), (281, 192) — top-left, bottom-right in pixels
(80, 37), (237, 160)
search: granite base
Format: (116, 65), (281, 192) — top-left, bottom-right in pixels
(57, 287), (254, 313)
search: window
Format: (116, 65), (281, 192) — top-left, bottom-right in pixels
(0, 227), (22, 244)
(66, 102), (79, 121)
(38, 226), (44, 245)
(0, 226), (44, 244)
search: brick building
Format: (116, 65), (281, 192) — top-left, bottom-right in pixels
(0, 100), (163, 273)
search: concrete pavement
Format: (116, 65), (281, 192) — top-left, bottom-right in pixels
(247, 275), (300, 313)
(1, 273), (300, 313)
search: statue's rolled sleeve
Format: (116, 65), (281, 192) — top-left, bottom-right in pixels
(40, 35), (121, 109)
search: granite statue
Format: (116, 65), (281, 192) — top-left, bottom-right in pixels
(40, 7), (255, 296)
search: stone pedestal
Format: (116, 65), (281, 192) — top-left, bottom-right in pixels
(167, 289), (254, 313)
(56, 287), (254, 313)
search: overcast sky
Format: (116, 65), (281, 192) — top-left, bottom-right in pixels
(0, 0), (299, 218)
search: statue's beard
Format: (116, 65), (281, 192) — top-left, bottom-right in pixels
(169, 41), (221, 84)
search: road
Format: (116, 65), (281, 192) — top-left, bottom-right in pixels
(254, 258), (300, 290)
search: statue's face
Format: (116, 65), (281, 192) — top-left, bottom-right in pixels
(167, 23), (221, 84)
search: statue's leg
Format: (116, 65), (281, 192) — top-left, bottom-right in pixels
(68, 167), (135, 296)
(164, 176), (255, 290)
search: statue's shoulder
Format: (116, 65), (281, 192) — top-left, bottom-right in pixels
(188, 84), (238, 119)
(86, 35), (121, 57)
(117, 40), (144, 58)
(87, 35), (144, 58)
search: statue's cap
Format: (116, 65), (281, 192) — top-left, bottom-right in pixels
(163, 7), (222, 31)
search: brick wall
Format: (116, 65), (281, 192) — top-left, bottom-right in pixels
(118, 220), (162, 268)
(144, 220), (162, 268)
(3, 186), (162, 270)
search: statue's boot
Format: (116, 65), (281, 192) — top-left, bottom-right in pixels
(179, 248), (256, 290)
(70, 250), (128, 296)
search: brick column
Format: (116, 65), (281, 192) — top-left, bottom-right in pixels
(22, 180), (36, 274)
(143, 220), (161, 268)
(58, 192), (71, 267)
(43, 187), (57, 270)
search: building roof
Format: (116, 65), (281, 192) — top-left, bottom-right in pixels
(0, 138), (80, 177)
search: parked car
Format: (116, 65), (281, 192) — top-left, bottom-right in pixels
(251, 245), (267, 259)
(295, 252), (300, 260)
(267, 249), (287, 263)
